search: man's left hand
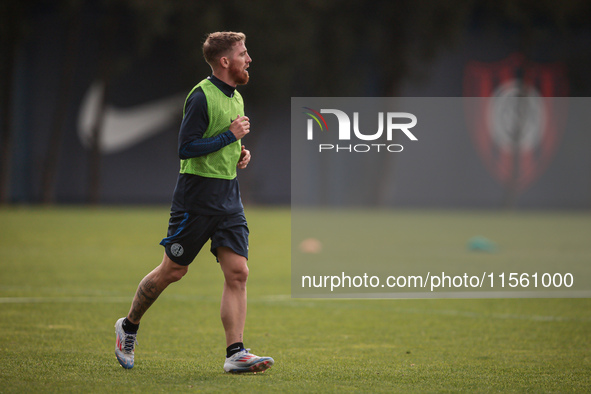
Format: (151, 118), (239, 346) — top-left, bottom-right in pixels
(237, 145), (251, 169)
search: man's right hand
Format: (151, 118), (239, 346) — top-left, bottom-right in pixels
(229, 115), (250, 140)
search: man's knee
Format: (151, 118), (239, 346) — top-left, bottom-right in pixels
(160, 254), (189, 283)
(218, 247), (249, 285)
(228, 264), (249, 284)
(169, 266), (189, 283)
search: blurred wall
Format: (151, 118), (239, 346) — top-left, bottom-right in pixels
(2, 1), (590, 208)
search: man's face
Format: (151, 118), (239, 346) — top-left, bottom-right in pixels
(227, 41), (252, 86)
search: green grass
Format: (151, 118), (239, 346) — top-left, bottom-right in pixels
(292, 209), (591, 297)
(0, 207), (590, 392)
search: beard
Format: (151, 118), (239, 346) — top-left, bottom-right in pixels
(229, 62), (249, 85)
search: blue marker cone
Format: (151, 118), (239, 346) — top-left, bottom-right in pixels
(467, 236), (498, 253)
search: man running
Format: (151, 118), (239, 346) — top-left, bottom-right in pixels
(114, 31), (274, 374)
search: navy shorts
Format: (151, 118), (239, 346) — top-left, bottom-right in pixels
(159, 211), (249, 266)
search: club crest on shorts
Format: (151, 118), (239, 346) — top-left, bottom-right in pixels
(171, 243), (184, 257)
(463, 53), (568, 194)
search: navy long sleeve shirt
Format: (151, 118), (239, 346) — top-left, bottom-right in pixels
(169, 76), (243, 215)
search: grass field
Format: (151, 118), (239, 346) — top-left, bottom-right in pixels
(0, 207), (590, 392)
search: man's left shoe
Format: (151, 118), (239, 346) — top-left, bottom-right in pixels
(114, 317), (137, 369)
(223, 349), (274, 373)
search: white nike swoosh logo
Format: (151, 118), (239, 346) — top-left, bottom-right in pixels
(77, 81), (185, 154)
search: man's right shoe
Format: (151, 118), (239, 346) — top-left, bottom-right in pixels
(223, 349), (274, 373)
(115, 317), (137, 369)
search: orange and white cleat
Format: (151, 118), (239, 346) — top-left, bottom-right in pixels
(223, 349), (274, 373)
(114, 317), (137, 369)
